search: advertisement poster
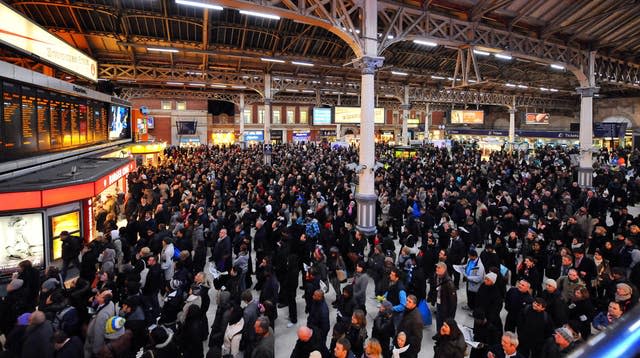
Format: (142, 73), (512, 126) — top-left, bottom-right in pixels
(334, 107), (385, 124)
(109, 105), (131, 140)
(451, 110), (484, 124)
(50, 211), (81, 260)
(526, 113), (550, 125)
(0, 213), (44, 274)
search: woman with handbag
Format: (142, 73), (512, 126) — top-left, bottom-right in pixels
(328, 246), (347, 302)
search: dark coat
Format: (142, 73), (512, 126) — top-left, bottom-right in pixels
(434, 333), (466, 358)
(307, 299), (330, 339)
(398, 307), (424, 356)
(289, 328), (330, 358)
(54, 336), (84, 358)
(251, 330), (275, 358)
(21, 321), (54, 358)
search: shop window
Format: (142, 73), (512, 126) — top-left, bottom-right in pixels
(300, 108), (308, 124)
(272, 107), (281, 124)
(287, 109), (295, 124)
(258, 106), (265, 124)
(243, 109), (252, 124)
(176, 101), (187, 110)
(161, 101), (172, 110)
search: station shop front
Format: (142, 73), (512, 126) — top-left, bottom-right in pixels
(0, 158), (135, 279)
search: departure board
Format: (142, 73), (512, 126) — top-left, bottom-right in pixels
(86, 100), (95, 143)
(70, 102), (79, 144)
(79, 104), (87, 144)
(21, 86), (38, 153)
(60, 95), (71, 146)
(50, 94), (62, 148)
(36, 89), (51, 150)
(3, 82), (21, 150)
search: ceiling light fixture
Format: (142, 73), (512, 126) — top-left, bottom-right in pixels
(291, 61), (314, 67)
(175, 0), (223, 10)
(549, 88), (559, 92)
(189, 83), (206, 86)
(517, 84), (528, 89)
(540, 87), (549, 91)
(261, 58), (285, 63)
(550, 64), (565, 70)
(166, 82), (184, 85)
(431, 75), (445, 80)
(239, 10), (280, 20)
(505, 83), (516, 87)
(413, 39), (438, 47)
(148, 47), (179, 53)
(232, 85), (247, 89)
(211, 84), (227, 88)
(301, 89), (315, 93)
(392, 71), (408, 76)
(494, 53), (512, 60)
(473, 49), (490, 56)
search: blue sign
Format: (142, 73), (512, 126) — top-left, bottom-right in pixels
(313, 108), (332, 125)
(293, 131), (310, 140)
(263, 144), (272, 154)
(244, 130), (264, 141)
(517, 130), (578, 139)
(593, 122), (627, 138)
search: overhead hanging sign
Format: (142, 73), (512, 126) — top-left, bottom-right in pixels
(526, 113), (550, 125)
(0, 2), (98, 81)
(334, 107), (385, 124)
(451, 110), (484, 124)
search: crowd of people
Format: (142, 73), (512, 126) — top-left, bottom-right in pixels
(1, 141), (640, 358)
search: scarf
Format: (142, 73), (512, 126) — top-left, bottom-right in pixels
(392, 344), (410, 358)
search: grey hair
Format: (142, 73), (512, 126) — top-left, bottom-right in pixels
(503, 331), (519, 347)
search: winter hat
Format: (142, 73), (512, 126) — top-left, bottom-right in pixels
(484, 272), (497, 284)
(16, 312), (31, 326)
(381, 300), (394, 312)
(42, 278), (59, 292)
(7, 278), (24, 292)
(309, 352), (322, 358)
(104, 316), (126, 339)
(544, 278), (558, 289)
(554, 327), (575, 343)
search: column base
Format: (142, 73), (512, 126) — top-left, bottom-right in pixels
(578, 167), (593, 188)
(264, 153), (272, 165)
(355, 192), (377, 236)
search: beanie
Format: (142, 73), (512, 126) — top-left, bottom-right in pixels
(484, 272), (497, 284)
(554, 327), (575, 343)
(104, 316), (126, 340)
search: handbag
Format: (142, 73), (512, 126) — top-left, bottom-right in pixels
(417, 299), (432, 326)
(336, 269), (347, 283)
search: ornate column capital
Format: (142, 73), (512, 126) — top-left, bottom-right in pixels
(354, 56), (384, 75)
(400, 104), (411, 111)
(576, 87), (599, 97)
(264, 98), (273, 105)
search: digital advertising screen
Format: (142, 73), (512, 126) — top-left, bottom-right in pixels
(313, 107), (332, 125)
(177, 121), (197, 135)
(334, 107), (385, 124)
(526, 112), (550, 125)
(109, 104), (131, 140)
(50, 211), (81, 260)
(0, 213), (44, 274)
(450, 110), (484, 124)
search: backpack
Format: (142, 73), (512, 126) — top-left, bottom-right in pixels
(305, 219), (320, 238)
(139, 259), (149, 288)
(173, 246), (181, 261)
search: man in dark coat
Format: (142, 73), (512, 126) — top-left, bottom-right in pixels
(21, 311), (54, 358)
(142, 256), (164, 316)
(475, 272), (504, 331)
(60, 231), (82, 280)
(241, 290), (260, 357)
(307, 289), (330, 340)
(290, 326), (330, 358)
(516, 298), (555, 358)
(428, 262), (457, 330)
(504, 279), (533, 332)
(397, 294), (424, 357)
(251, 317), (275, 358)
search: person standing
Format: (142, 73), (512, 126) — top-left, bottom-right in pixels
(384, 267), (406, 330)
(160, 237), (175, 289)
(84, 289), (115, 358)
(397, 295), (424, 357)
(251, 317), (274, 358)
(428, 262), (457, 330)
(21, 311), (54, 358)
(60, 231), (81, 281)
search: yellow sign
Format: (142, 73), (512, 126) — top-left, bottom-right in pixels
(451, 110), (484, 124)
(334, 107), (385, 124)
(407, 118), (420, 128)
(51, 211), (81, 260)
(0, 2), (98, 81)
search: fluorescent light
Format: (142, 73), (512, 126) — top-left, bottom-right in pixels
(175, 0), (223, 10)
(186, 71), (203, 75)
(291, 61), (314, 67)
(551, 64), (565, 70)
(232, 85), (246, 89)
(211, 84), (226, 88)
(285, 89), (299, 92)
(413, 40), (437, 47)
(346, 92), (357, 96)
(166, 82), (184, 85)
(495, 53), (512, 60)
(239, 10), (280, 20)
(392, 71), (408, 76)
(302, 89), (315, 93)
(517, 84), (528, 89)
(447, 77), (454, 81)
(468, 79), (477, 83)
(387, 35), (394, 40)
(189, 83), (206, 86)
(505, 83), (516, 87)
(431, 75), (445, 80)
(473, 49), (490, 56)
(261, 58), (285, 63)
(549, 88), (559, 92)
(540, 87), (549, 91)
(148, 47), (179, 53)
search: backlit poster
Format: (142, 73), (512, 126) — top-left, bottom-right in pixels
(0, 213), (44, 274)
(50, 211), (81, 260)
(450, 110), (484, 124)
(526, 113), (550, 125)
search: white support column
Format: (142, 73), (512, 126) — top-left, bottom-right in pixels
(264, 73), (272, 165)
(401, 85), (410, 145)
(577, 52), (598, 188)
(239, 93), (245, 144)
(509, 108), (516, 153)
(425, 103), (430, 143)
(355, 0), (383, 237)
